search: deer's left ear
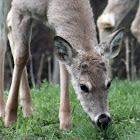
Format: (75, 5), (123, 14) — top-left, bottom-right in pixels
(102, 28), (124, 59)
(53, 36), (78, 65)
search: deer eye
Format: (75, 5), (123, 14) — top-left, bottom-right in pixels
(80, 84), (89, 93)
(106, 80), (112, 90)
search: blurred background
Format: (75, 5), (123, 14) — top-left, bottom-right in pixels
(4, 0), (140, 89)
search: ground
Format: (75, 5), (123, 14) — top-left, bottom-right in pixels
(0, 79), (140, 140)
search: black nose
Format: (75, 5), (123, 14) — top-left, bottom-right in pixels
(97, 114), (111, 129)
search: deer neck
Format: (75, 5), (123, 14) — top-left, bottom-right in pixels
(48, 0), (98, 51)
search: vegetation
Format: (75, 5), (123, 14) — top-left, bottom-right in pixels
(0, 79), (140, 140)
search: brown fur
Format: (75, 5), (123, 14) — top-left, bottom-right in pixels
(2, 0), (124, 130)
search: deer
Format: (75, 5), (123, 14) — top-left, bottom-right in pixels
(97, 0), (139, 78)
(0, 0), (124, 130)
(97, 0), (139, 42)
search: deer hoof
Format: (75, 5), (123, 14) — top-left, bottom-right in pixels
(4, 109), (17, 127)
(59, 112), (72, 130)
(21, 105), (33, 117)
(20, 99), (33, 117)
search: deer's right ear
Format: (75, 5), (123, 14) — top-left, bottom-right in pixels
(54, 36), (78, 65)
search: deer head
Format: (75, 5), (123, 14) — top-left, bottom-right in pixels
(54, 28), (124, 129)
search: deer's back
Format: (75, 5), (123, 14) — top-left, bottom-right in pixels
(11, 0), (97, 50)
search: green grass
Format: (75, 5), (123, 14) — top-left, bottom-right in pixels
(0, 79), (140, 140)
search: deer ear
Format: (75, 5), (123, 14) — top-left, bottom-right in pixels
(54, 36), (78, 65)
(102, 28), (124, 59)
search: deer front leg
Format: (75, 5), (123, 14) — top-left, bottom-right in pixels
(20, 67), (33, 117)
(59, 62), (72, 130)
(5, 10), (32, 127)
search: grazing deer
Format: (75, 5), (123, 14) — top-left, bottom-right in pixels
(2, 0), (124, 130)
(97, 0), (139, 42)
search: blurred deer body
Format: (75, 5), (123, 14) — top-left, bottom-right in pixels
(3, 0), (124, 130)
(97, 0), (139, 42)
